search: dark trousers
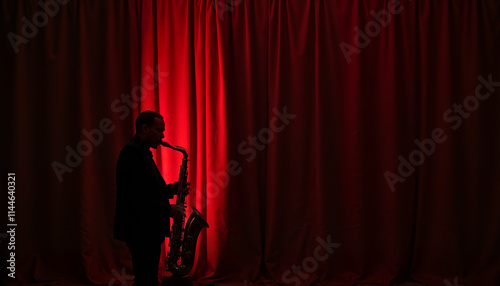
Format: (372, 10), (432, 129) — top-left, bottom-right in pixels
(126, 238), (162, 286)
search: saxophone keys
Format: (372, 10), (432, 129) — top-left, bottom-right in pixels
(184, 235), (194, 246)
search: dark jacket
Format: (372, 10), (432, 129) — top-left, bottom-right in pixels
(113, 135), (174, 243)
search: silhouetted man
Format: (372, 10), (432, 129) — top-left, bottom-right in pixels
(114, 110), (187, 286)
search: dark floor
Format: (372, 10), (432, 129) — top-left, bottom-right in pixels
(6, 281), (428, 286)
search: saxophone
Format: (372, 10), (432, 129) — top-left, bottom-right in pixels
(161, 141), (209, 277)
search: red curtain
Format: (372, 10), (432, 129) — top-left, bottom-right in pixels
(2, 0), (500, 285)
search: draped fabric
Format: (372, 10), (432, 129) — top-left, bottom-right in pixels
(2, 0), (500, 285)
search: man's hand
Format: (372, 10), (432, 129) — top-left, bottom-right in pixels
(170, 204), (186, 220)
(170, 181), (190, 196)
(180, 182), (190, 196)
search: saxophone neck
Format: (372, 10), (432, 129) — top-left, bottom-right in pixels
(161, 141), (189, 159)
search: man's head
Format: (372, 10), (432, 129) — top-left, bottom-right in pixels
(135, 110), (165, 149)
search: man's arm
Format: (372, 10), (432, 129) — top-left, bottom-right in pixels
(117, 146), (171, 224)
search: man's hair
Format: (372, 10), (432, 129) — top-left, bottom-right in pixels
(135, 110), (163, 133)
